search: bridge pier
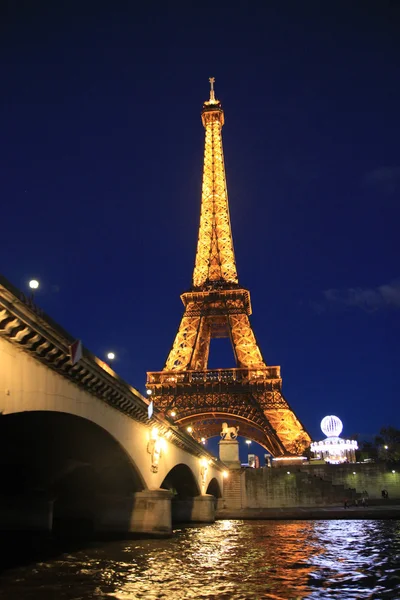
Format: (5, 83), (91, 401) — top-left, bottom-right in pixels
(95, 489), (172, 537)
(172, 494), (215, 523)
(0, 495), (53, 532)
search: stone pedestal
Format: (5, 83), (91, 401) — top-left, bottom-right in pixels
(172, 494), (215, 523)
(95, 489), (172, 537)
(219, 439), (241, 469)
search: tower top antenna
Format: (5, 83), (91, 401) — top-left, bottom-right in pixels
(209, 77), (216, 102)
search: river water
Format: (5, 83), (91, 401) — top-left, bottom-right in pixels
(0, 520), (399, 599)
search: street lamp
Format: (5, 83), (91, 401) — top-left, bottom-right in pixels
(187, 426), (193, 434)
(29, 279), (39, 290)
(146, 389), (152, 396)
(107, 352), (115, 361)
(245, 440), (251, 447)
(28, 279), (40, 302)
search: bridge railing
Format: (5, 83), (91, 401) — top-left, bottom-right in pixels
(147, 366), (281, 385)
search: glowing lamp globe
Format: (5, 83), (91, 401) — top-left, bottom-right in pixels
(312, 414), (357, 464)
(320, 415), (343, 438)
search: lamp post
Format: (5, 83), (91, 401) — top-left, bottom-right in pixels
(106, 352), (116, 366)
(28, 279), (39, 302)
(245, 439), (252, 464)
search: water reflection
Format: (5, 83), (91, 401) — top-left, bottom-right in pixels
(0, 520), (399, 599)
(307, 520), (400, 599)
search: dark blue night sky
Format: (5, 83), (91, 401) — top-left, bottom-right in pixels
(1, 2), (399, 453)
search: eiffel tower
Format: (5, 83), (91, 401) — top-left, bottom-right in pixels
(147, 79), (310, 456)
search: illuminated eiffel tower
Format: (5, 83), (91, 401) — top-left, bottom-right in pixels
(147, 79), (310, 455)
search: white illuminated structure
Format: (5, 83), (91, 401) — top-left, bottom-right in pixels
(311, 415), (358, 464)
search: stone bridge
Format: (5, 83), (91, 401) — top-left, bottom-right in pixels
(0, 276), (226, 537)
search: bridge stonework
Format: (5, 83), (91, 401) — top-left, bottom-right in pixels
(0, 278), (225, 537)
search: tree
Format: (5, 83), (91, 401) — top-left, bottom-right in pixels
(375, 426), (400, 462)
(357, 440), (378, 462)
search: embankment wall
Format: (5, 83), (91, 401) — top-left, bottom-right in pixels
(223, 463), (399, 510)
(302, 463), (399, 500)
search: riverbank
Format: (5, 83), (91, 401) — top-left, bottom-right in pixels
(216, 503), (400, 520)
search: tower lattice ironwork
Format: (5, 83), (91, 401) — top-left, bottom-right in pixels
(147, 79), (310, 456)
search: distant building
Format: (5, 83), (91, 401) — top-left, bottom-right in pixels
(311, 415), (358, 464)
(248, 454), (260, 468)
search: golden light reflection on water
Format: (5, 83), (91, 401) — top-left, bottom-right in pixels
(1, 520), (400, 599)
(104, 521), (332, 599)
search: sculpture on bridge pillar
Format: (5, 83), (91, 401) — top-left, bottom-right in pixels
(219, 422), (241, 468)
(147, 427), (163, 473)
(220, 422), (239, 440)
(200, 458), (210, 492)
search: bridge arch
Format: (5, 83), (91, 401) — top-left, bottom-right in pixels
(161, 463), (200, 498)
(0, 410), (146, 492)
(0, 338), (225, 492)
(0, 410), (146, 534)
(0, 335), (226, 534)
(206, 477), (222, 499)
